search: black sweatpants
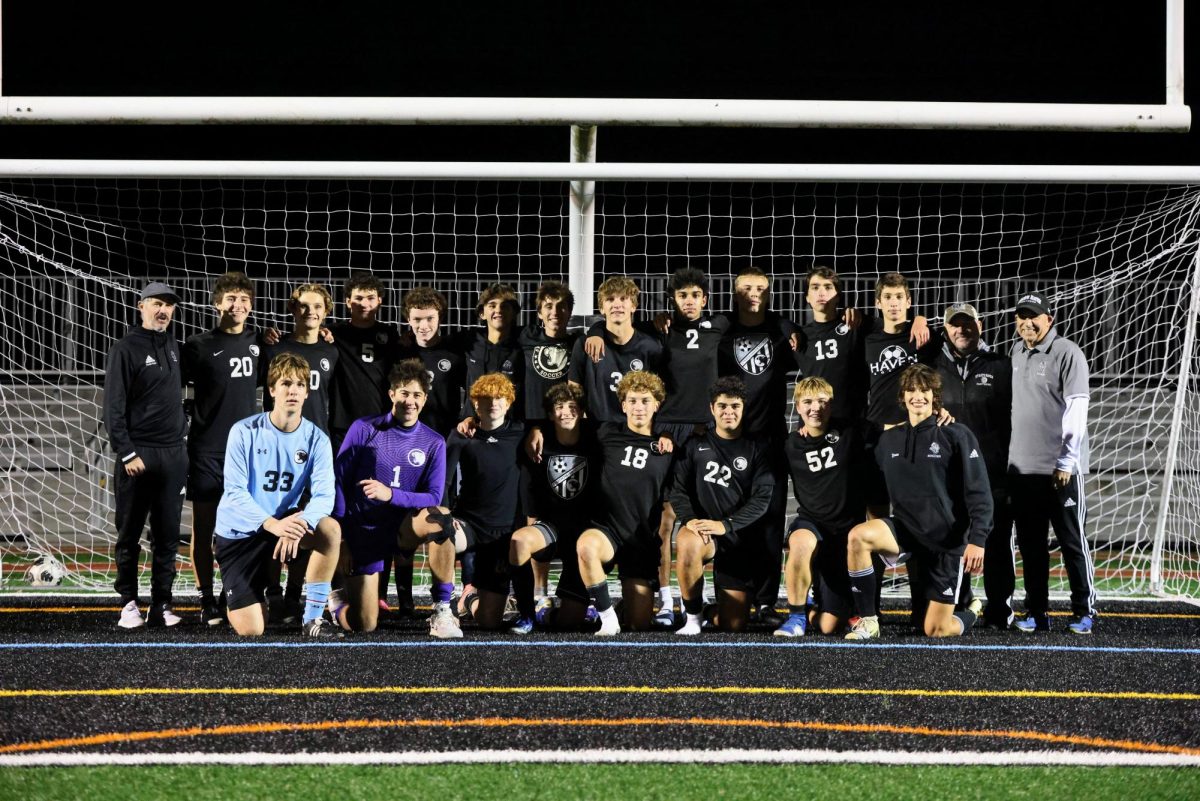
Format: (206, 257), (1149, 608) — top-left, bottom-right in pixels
(1010, 472), (1095, 617)
(752, 449), (788, 610)
(113, 444), (189, 605)
(981, 489), (1017, 625)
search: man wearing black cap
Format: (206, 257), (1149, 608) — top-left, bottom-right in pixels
(936, 302), (1014, 629)
(103, 281), (190, 630)
(1008, 292), (1096, 634)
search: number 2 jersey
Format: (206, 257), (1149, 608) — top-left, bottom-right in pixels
(589, 422), (675, 544)
(668, 430), (774, 547)
(215, 412), (335, 539)
(784, 419), (883, 534)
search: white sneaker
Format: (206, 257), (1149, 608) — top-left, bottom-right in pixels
(595, 607), (621, 636)
(147, 602), (183, 628)
(429, 602), (463, 639)
(676, 614), (702, 636)
(117, 600), (144, 629)
(845, 615), (881, 640)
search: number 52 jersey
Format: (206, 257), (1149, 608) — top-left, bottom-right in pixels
(784, 419), (884, 532)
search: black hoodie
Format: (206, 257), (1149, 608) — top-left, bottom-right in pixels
(103, 326), (187, 462)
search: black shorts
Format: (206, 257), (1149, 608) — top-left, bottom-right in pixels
(214, 530), (274, 611)
(187, 452), (225, 503)
(711, 527), (762, 593)
(594, 524), (660, 583)
(880, 518), (965, 605)
(528, 520), (570, 562)
(788, 517), (855, 616)
(454, 518), (511, 595)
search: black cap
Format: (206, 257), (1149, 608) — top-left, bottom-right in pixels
(1015, 292), (1050, 317)
(139, 281), (180, 304)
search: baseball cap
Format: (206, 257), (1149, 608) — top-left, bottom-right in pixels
(139, 281), (181, 304)
(943, 302), (980, 323)
(1015, 292), (1050, 316)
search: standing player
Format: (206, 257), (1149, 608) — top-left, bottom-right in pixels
(670, 377), (774, 635)
(576, 371), (675, 636)
(214, 352), (342, 638)
(844, 365), (991, 640)
(1008, 291), (1097, 634)
(103, 281), (190, 629)
(182, 271), (262, 626)
(330, 359), (446, 632)
(864, 272), (941, 430)
(329, 272), (402, 448)
(458, 283), (525, 425)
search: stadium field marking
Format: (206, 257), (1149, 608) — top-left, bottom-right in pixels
(3, 684), (1197, 703)
(2, 716), (1196, 758)
(2, 640), (1198, 656)
(2, 748), (1199, 768)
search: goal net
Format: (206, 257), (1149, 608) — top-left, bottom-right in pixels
(0, 177), (1197, 601)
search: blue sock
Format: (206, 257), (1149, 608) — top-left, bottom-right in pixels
(303, 581), (331, 624)
(433, 581), (455, 604)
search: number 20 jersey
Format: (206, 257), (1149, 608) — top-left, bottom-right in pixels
(784, 420), (881, 533)
(589, 422), (675, 544)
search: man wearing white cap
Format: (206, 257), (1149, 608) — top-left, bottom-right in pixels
(1008, 292), (1096, 634)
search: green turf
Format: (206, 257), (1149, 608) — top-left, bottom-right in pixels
(1, 764), (1198, 801)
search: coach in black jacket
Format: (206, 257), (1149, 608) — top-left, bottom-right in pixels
(103, 281), (189, 630)
(936, 303), (1015, 629)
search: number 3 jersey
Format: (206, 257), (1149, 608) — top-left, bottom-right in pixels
(215, 412), (335, 539)
(589, 422), (675, 544)
(332, 413), (446, 535)
(668, 431), (774, 547)
(784, 419), (883, 533)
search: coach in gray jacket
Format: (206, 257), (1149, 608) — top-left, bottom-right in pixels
(1008, 291), (1096, 635)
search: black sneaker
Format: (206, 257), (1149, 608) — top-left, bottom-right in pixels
(200, 599), (225, 626)
(302, 617), (344, 639)
(750, 606), (784, 627)
(146, 602), (183, 628)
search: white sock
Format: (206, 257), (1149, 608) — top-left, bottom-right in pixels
(660, 586), (673, 606)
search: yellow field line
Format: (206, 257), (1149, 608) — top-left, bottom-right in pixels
(2, 684), (1196, 702)
(2, 715), (1196, 756)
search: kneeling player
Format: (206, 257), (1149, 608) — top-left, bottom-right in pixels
(405, 373), (525, 637)
(331, 359), (446, 632)
(214, 353), (342, 638)
(844, 365), (991, 640)
(577, 371), (675, 636)
(670, 377), (773, 634)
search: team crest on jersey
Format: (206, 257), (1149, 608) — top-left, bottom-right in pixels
(547, 454), (588, 499)
(871, 345), (913, 376)
(836, 323), (850, 335)
(249, 344), (260, 357)
(503, 360), (513, 372)
(376, 332), (388, 344)
(734, 335), (772, 376)
(700, 320), (712, 329)
(293, 449), (309, 465)
(825, 431), (841, 444)
(650, 441), (663, 454)
(733, 456), (748, 472)
(630, 359), (644, 371)
(407, 449), (426, 467)
(437, 359), (451, 372)
(977, 373), (993, 386)
(533, 344), (569, 380)
(320, 358), (331, 372)
(928, 442), (941, 458)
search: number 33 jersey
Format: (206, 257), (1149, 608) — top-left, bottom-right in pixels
(590, 422), (676, 545)
(784, 419), (883, 532)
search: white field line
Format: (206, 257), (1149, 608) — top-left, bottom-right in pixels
(1, 749), (1198, 768)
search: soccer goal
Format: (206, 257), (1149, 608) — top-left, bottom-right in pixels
(0, 167), (1196, 602)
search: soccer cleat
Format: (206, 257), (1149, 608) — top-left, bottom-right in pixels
(146, 602), (182, 628)
(773, 613), (808, 638)
(200, 599), (225, 626)
(1067, 614), (1094, 635)
(117, 600), (145, 629)
(509, 615), (535, 635)
(653, 605), (675, 628)
(302, 617), (344, 639)
(583, 605), (600, 624)
(967, 597), (983, 617)
(675, 615), (702, 636)
(429, 602), (464, 639)
(751, 605), (785, 627)
(844, 615), (880, 640)
(1014, 614), (1050, 633)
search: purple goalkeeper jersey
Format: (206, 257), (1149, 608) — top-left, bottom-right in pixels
(333, 412), (446, 533)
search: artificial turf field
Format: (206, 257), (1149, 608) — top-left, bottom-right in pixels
(0, 595), (1197, 799)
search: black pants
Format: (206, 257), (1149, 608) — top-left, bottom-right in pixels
(1010, 472), (1095, 617)
(752, 449), (788, 609)
(112, 445), (189, 605)
(981, 489), (1017, 625)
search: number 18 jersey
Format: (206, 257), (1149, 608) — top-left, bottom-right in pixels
(590, 422), (675, 545)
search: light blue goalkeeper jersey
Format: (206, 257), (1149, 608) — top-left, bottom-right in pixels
(215, 412), (335, 539)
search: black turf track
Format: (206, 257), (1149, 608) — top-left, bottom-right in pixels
(1, 597), (1198, 758)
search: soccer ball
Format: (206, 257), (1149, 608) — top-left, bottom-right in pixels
(25, 555), (66, 586)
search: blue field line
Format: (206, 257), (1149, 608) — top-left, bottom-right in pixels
(1, 640), (1198, 655)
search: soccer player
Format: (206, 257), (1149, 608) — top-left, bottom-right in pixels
(103, 281), (190, 629)
(778, 377), (881, 637)
(1008, 291), (1097, 634)
(406, 373), (525, 637)
(329, 272), (402, 448)
(670, 377), (773, 634)
(214, 352), (342, 638)
(511, 382), (600, 632)
(864, 272), (941, 429)
(936, 302), (1015, 629)
(458, 283), (525, 425)
(330, 359), (446, 633)
(844, 365), (991, 640)
(182, 271), (261, 626)
(576, 370), (675, 636)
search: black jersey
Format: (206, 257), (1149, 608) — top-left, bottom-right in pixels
(260, 339), (339, 433)
(668, 430), (773, 546)
(590, 422), (675, 544)
(717, 311), (800, 438)
(936, 344), (1012, 491)
(518, 322), (579, 423)
(798, 315), (881, 420)
(659, 313), (730, 424)
(328, 321), (401, 433)
(875, 417), (994, 555)
(103, 326), (188, 462)
(457, 329), (525, 420)
(445, 419), (525, 542)
(398, 335), (467, 437)
(785, 419), (882, 532)
(182, 328), (262, 455)
(519, 423), (599, 527)
(568, 327), (665, 423)
(864, 321), (941, 427)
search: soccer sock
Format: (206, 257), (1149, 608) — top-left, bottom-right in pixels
(460, 551), (476, 586)
(302, 581), (331, 624)
(788, 603), (805, 617)
(659, 585), (674, 607)
(511, 561), (536, 618)
(953, 608), (978, 635)
(432, 581), (455, 604)
(683, 591), (704, 616)
(849, 566), (877, 619)
(588, 581), (613, 613)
